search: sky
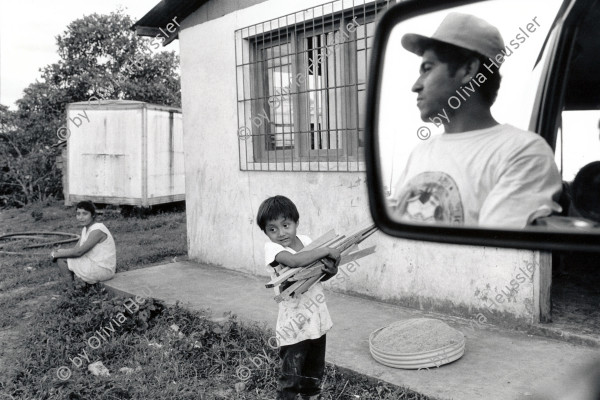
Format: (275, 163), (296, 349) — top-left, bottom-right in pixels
(0, 0), (178, 109)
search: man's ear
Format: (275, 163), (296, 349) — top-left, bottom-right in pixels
(459, 58), (481, 85)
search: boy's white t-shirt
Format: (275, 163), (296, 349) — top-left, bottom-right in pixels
(265, 234), (333, 347)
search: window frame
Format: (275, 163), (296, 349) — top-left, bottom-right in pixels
(251, 18), (361, 164)
(236, 1), (390, 171)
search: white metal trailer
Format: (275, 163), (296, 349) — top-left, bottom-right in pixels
(64, 100), (185, 207)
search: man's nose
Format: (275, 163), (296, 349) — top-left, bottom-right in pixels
(411, 76), (423, 93)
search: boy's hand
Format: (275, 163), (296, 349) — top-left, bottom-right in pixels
(320, 257), (338, 281)
(327, 248), (341, 266)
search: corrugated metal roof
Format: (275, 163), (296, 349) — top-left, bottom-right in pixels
(132, 0), (208, 31)
(132, 0), (269, 44)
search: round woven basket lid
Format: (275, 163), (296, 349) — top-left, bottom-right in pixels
(369, 318), (465, 369)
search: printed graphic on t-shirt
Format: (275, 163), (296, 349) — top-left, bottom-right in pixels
(393, 171), (464, 224)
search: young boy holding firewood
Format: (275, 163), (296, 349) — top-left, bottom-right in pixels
(257, 195), (340, 400)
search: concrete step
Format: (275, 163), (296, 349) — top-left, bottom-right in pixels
(103, 261), (600, 400)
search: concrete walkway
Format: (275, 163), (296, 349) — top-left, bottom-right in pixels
(103, 261), (600, 400)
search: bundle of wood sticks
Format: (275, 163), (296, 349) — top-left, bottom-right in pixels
(265, 223), (378, 303)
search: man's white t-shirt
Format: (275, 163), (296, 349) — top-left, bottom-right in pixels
(390, 124), (562, 228)
(265, 235), (333, 347)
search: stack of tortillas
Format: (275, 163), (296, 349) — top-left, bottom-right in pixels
(369, 318), (465, 369)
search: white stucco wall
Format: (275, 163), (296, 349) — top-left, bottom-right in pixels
(177, 0), (548, 326)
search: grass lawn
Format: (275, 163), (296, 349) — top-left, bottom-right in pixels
(0, 201), (431, 400)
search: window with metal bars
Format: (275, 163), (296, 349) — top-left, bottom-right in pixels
(235, 0), (392, 171)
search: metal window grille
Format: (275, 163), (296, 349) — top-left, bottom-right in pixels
(235, 0), (393, 172)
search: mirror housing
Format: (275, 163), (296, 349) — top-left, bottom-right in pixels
(365, 0), (600, 252)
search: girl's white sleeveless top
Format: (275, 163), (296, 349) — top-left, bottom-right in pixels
(80, 222), (116, 272)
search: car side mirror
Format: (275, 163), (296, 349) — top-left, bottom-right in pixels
(365, 0), (600, 251)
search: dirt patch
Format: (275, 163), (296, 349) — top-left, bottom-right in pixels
(0, 286), (58, 386)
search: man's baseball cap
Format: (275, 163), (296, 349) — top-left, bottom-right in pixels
(401, 12), (505, 61)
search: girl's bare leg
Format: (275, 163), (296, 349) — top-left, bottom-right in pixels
(57, 259), (75, 281)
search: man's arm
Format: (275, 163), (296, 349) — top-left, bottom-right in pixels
(275, 247), (341, 268)
(479, 140), (562, 228)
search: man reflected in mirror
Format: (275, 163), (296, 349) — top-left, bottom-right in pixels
(389, 13), (562, 228)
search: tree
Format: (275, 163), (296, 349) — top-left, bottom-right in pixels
(1, 9), (181, 206)
(0, 104), (60, 207)
(39, 9), (180, 109)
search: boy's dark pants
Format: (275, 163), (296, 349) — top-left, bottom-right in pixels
(277, 334), (326, 400)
